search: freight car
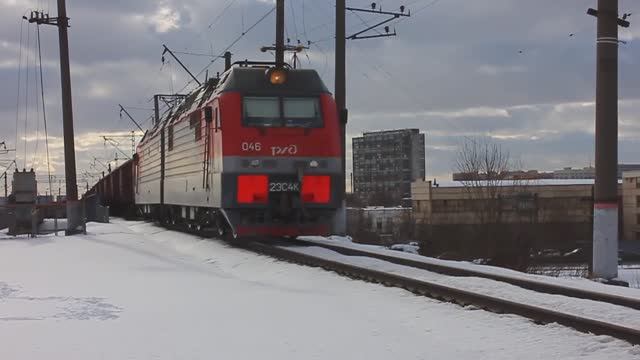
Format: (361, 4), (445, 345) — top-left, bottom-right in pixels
(88, 158), (135, 218)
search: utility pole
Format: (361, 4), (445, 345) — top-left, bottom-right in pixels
(28, 1), (81, 234)
(261, 1), (309, 69)
(275, 0), (285, 67)
(334, 2), (410, 235)
(57, 0), (78, 205)
(588, 1), (630, 280)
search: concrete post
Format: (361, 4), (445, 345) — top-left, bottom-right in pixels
(592, 0), (620, 279)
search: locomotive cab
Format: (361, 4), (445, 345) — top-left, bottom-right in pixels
(134, 64), (342, 239)
(215, 66), (342, 238)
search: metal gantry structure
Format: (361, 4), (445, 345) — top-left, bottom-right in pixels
(346, 3), (410, 40)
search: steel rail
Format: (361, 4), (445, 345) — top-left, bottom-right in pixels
(290, 238), (640, 311)
(245, 241), (640, 346)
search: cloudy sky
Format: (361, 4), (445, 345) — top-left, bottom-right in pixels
(1, 0), (639, 194)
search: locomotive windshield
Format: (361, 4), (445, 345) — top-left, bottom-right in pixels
(244, 96), (322, 128)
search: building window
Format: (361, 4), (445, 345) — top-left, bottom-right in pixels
(637, 213), (640, 225)
(636, 232), (640, 241)
(637, 195), (640, 208)
(637, 179), (640, 189)
(376, 219), (382, 231)
(167, 125), (174, 151)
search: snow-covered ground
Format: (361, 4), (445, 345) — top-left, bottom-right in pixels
(1, 220), (639, 359)
(284, 246), (640, 330)
(619, 266), (640, 288)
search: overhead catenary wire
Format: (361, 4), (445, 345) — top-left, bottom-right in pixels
(33, 24), (42, 169)
(176, 5), (276, 95)
(301, 0), (309, 43)
(23, 21), (31, 170)
(15, 18), (24, 167)
(36, 23), (53, 199)
(289, 0), (300, 42)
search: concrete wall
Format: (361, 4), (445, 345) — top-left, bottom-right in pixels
(347, 207), (412, 245)
(412, 180), (594, 226)
(411, 180), (598, 257)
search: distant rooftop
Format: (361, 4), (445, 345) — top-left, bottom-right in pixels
(360, 129), (420, 137)
(431, 179), (622, 188)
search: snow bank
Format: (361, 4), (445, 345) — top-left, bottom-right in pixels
(0, 220), (638, 359)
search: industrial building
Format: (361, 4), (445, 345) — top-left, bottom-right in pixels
(352, 129), (425, 204)
(552, 164), (640, 180)
(410, 179), (607, 259)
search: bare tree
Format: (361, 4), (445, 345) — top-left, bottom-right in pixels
(455, 137), (513, 225)
(454, 137), (531, 269)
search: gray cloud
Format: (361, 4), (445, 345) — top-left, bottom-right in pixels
(0, 0), (639, 190)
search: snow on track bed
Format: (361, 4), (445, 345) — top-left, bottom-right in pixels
(300, 236), (640, 298)
(281, 245), (640, 331)
(0, 220), (638, 359)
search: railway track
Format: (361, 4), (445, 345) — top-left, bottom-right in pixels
(241, 238), (640, 346)
(290, 237), (640, 311)
(151, 221), (640, 345)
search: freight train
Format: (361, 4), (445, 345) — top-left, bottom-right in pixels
(88, 63), (342, 239)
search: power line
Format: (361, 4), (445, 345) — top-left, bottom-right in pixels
(289, 0), (299, 42)
(177, 6), (276, 94)
(301, 0), (309, 43)
(15, 18), (24, 167)
(171, 50), (225, 58)
(120, 106), (154, 111)
(36, 24), (53, 200)
(23, 21), (31, 169)
(33, 26), (41, 169)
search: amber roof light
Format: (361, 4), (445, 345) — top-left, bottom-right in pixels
(267, 67), (288, 85)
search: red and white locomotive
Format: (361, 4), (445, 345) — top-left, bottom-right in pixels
(105, 63), (342, 238)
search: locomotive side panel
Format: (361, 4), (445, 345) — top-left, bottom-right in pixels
(136, 133), (162, 205)
(163, 113), (211, 207)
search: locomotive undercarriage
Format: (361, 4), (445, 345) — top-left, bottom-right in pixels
(138, 197), (334, 240)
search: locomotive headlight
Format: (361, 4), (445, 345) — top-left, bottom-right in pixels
(309, 160), (319, 168)
(250, 159), (261, 168)
(266, 67), (288, 85)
